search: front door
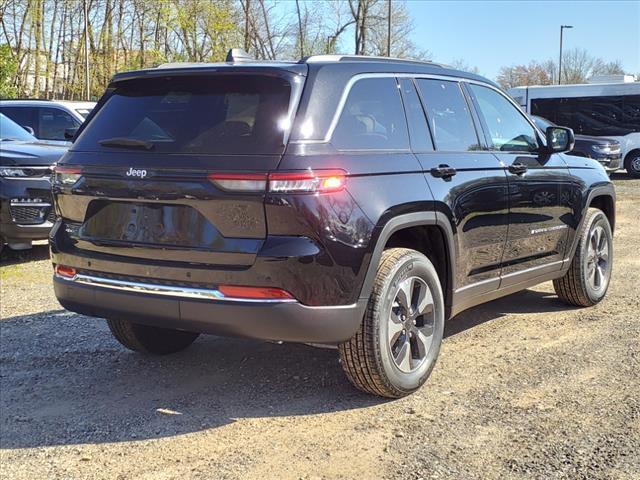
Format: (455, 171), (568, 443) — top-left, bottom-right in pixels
(466, 83), (572, 285)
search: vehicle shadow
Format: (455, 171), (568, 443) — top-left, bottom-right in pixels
(445, 288), (573, 338)
(610, 171), (633, 181)
(1, 288), (570, 449)
(0, 309), (381, 449)
(0, 243), (50, 266)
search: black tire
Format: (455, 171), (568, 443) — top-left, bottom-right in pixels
(338, 248), (445, 398)
(624, 150), (640, 178)
(553, 208), (613, 307)
(106, 318), (199, 355)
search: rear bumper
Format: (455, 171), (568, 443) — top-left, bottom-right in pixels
(53, 274), (366, 344)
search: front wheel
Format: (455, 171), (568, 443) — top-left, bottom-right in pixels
(339, 248), (445, 398)
(553, 208), (613, 307)
(625, 151), (640, 178)
(107, 318), (199, 355)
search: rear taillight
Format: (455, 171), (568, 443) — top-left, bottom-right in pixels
(208, 170), (347, 194)
(268, 170), (347, 193)
(218, 285), (295, 301)
(53, 166), (82, 186)
(55, 265), (77, 278)
(207, 173), (268, 192)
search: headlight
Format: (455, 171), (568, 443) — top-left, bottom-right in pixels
(0, 167), (29, 177)
(592, 144), (620, 154)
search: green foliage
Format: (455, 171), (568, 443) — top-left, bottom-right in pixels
(0, 45), (18, 99)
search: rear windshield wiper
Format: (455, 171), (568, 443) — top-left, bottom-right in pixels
(98, 137), (154, 150)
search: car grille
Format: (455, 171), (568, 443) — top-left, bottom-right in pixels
(9, 201), (54, 225)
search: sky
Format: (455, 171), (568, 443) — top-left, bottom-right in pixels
(404, 0), (640, 79)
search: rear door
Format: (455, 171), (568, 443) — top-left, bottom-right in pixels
(413, 78), (509, 295)
(466, 83), (572, 282)
(55, 71), (302, 267)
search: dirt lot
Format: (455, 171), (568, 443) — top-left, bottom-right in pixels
(1, 173), (638, 480)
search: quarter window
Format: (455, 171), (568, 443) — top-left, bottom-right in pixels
(332, 77), (409, 150)
(469, 84), (539, 152)
(416, 79), (480, 152)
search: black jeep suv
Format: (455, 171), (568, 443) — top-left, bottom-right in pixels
(51, 52), (615, 398)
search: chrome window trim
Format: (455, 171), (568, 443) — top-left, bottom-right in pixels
(55, 273), (298, 304)
(291, 72), (546, 148)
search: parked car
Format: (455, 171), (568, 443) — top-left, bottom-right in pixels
(0, 100), (95, 145)
(531, 115), (622, 173)
(0, 114), (68, 253)
(50, 51), (615, 398)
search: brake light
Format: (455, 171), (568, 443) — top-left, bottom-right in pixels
(54, 166), (82, 186)
(207, 173), (268, 192)
(208, 170), (348, 194)
(55, 265), (77, 278)
(268, 170), (347, 193)
(218, 285), (295, 300)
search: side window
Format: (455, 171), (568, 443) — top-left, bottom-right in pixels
(398, 78), (433, 152)
(0, 107), (38, 135)
(38, 107), (79, 141)
(416, 79), (480, 151)
(332, 77), (409, 150)
(469, 84), (539, 152)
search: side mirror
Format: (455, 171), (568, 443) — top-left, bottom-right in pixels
(22, 125), (35, 136)
(545, 126), (574, 154)
(64, 127), (79, 141)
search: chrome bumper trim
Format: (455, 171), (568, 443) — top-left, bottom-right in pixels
(55, 273), (297, 303)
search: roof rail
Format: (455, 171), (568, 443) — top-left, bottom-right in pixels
(301, 54), (443, 67)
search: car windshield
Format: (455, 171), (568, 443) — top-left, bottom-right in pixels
(74, 74), (293, 155)
(76, 108), (92, 119)
(0, 113), (37, 142)
(532, 116), (556, 131)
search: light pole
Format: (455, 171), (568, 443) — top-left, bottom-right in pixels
(558, 25), (573, 85)
(387, 0), (392, 57)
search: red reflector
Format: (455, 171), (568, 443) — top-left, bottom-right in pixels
(55, 265), (77, 278)
(218, 285), (295, 300)
(208, 173), (268, 192)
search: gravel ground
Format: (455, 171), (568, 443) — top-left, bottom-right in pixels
(1, 173), (638, 480)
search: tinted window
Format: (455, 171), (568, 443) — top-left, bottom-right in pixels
(416, 79), (480, 151)
(74, 75), (292, 155)
(332, 77), (409, 150)
(398, 78), (433, 152)
(39, 107), (79, 141)
(469, 84), (539, 152)
(532, 115), (555, 131)
(531, 95), (640, 136)
(0, 107), (38, 135)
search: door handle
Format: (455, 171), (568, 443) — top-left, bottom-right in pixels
(508, 162), (528, 175)
(430, 164), (457, 178)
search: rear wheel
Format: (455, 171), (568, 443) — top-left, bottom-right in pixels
(553, 208), (613, 307)
(625, 151), (640, 178)
(339, 248), (445, 398)
(106, 318), (199, 354)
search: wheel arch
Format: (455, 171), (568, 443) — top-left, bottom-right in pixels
(358, 212), (457, 319)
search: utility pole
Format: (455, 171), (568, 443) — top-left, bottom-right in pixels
(296, 0), (304, 58)
(558, 25), (573, 85)
(387, 0), (392, 57)
(84, 0), (90, 100)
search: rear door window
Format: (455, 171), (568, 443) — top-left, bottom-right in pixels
(39, 107), (79, 141)
(416, 79), (480, 152)
(332, 77), (409, 151)
(398, 78), (434, 152)
(74, 75), (292, 155)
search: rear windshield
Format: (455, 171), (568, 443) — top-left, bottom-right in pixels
(74, 75), (292, 155)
